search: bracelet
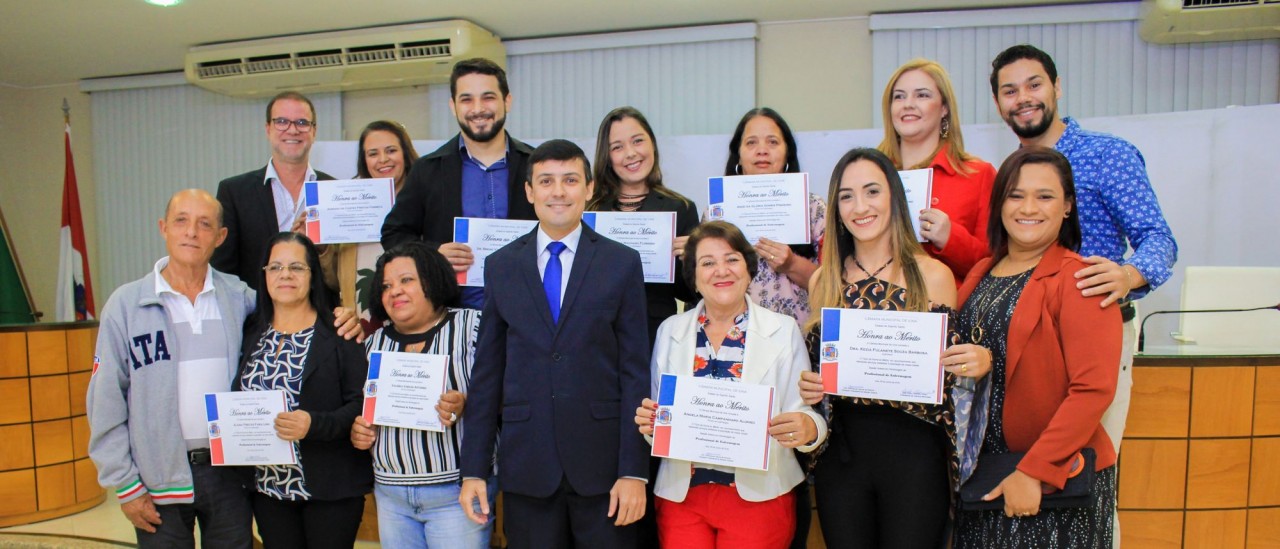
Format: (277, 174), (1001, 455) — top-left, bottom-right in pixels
(1121, 265), (1135, 291)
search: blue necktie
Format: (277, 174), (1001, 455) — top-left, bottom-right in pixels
(544, 241), (567, 324)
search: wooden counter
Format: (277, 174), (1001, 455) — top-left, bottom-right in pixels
(1120, 346), (1280, 548)
(0, 322), (104, 527)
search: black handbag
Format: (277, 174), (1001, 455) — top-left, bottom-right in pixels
(959, 448), (1096, 511)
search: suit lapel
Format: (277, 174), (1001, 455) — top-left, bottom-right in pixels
(250, 170), (280, 232)
(557, 225), (597, 334)
(740, 300), (781, 385)
(1004, 246), (1066, 382)
(516, 231), (557, 334)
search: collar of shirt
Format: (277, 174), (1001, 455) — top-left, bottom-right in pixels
(536, 223), (584, 261)
(1052, 116), (1084, 152)
(153, 256), (215, 297)
(459, 137), (510, 170)
(152, 256), (219, 332)
(696, 301), (750, 332)
(928, 143), (959, 177)
(262, 159), (318, 185)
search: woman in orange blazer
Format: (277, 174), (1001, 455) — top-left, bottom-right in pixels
(952, 147), (1120, 548)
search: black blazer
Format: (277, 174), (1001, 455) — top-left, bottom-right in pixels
(236, 318), (372, 501)
(380, 133), (536, 251)
(460, 224), (651, 498)
(212, 166), (335, 291)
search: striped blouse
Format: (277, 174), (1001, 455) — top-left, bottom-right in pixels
(363, 308), (481, 486)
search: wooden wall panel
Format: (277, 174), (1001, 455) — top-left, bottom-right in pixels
(73, 458), (100, 503)
(0, 333), (27, 378)
(1250, 437), (1280, 506)
(64, 328), (94, 374)
(1247, 508), (1280, 548)
(0, 425), (33, 471)
(1184, 510), (1247, 549)
(0, 379), (31, 425)
(28, 375), (70, 422)
(1118, 511), (1182, 549)
(1186, 439), (1251, 509)
(1119, 439), (1188, 509)
(1255, 368), (1280, 436)
(1190, 367), (1254, 437)
(25, 332), (67, 376)
(1128, 367), (1191, 438)
(68, 372), (89, 417)
(31, 420), (73, 467)
(0, 470), (37, 516)
(35, 463), (75, 510)
(70, 416), (90, 460)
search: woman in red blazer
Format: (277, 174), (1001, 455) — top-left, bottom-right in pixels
(952, 147), (1120, 548)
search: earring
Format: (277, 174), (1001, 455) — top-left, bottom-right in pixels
(940, 118), (951, 139)
(784, 162), (790, 173)
(735, 164), (742, 175)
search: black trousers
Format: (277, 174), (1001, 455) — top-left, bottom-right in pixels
(813, 405), (950, 549)
(252, 492), (365, 549)
(504, 479), (638, 549)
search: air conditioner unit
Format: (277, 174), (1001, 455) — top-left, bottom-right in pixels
(184, 20), (505, 97)
(1139, 0), (1280, 44)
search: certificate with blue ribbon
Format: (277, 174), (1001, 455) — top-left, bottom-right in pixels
(706, 173), (809, 244)
(204, 391), (295, 466)
(582, 211), (677, 283)
(303, 178), (396, 244)
(453, 217), (538, 287)
(651, 373), (774, 471)
(819, 307), (948, 405)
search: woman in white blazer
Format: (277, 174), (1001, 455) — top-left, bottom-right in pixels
(635, 221), (827, 549)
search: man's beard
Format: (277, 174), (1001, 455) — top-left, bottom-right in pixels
(458, 112), (506, 143)
(1004, 102), (1055, 140)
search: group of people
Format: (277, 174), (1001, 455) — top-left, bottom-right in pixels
(87, 43), (1176, 549)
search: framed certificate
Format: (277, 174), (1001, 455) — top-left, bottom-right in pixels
(303, 178), (396, 244)
(582, 211), (677, 283)
(204, 391), (296, 466)
(361, 351), (449, 432)
(707, 173), (810, 245)
(651, 374), (774, 471)
(453, 217), (538, 287)
(818, 307), (949, 405)
(898, 168), (934, 242)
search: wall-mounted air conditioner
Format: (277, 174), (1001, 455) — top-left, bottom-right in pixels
(184, 20), (505, 97)
(1140, 0), (1280, 44)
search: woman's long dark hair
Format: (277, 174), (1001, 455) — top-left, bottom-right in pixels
(588, 106), (691, 212)
(250, 232), (334, 332)
(987, 147), (1081, 262)
(354, 120), (419, 187)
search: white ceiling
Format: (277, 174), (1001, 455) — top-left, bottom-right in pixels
(0, 0), (1109, 88)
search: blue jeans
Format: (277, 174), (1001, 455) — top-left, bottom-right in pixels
(374, 481), (495, 549)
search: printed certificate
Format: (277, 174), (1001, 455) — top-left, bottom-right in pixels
(707, 173), (810, 245)
(361, 351), (449, 432)
(651, 374), (775, 471)
(303, 178), (396, 244)
(582, 211), (677, 283)
(204, 391), (296, 466)
(818, 307), (949, 405)
(898, 168), (934, 242)
(453, 217), (538, 287)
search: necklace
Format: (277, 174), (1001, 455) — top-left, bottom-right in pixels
(853, 256), (893, 280)
(617, 192), (647, 212)
(969, 270), (1032, 344)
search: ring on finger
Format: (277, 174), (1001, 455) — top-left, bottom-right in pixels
(961, 363), (968, 374)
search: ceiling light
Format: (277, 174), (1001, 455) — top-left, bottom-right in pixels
(144, 0), (182, 6)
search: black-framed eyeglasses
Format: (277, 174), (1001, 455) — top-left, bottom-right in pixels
(263, 262), (310, 275)
(270, 117), (314, 131)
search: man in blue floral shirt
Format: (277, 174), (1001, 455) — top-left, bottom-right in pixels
(989, 44), (1178, 455)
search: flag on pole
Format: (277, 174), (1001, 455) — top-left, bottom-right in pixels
(0, 207), (36, 324)
(56, 112), (95, 322)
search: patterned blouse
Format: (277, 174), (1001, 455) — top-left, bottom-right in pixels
(693, 305), (749, 381)
(748, 193), (827, 326)
(241, 325), (314, 501)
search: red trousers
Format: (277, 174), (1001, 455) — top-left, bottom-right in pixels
(655, 484), (795, 549)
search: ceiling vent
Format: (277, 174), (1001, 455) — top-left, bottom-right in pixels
(184, 20), (504, 97)
(1140, 0), (1280, 43)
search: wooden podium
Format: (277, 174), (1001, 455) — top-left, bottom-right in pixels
(1120, 346), (1280, 547)
(0, 322), (104, 527)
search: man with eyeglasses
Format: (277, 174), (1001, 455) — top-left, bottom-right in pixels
(88, 189), (361, 548)
(212, 91), (335, 294)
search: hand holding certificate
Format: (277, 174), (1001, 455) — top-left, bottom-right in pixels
(303, 179), (396, 244)
(651, 374), (774, 471)
(707, 173), (810, 245)
(582, 211), (677, 283)
(205, 391), (296, 466)
(453, 217), (538, 287)
(818, 307), (949, 405)
(362, 351), (449, 432)
(898, 169), (934, 242)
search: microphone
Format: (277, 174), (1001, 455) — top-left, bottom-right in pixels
(1137, 303), (1280, 352)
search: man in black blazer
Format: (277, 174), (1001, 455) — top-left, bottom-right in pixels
(380, 58), (536, 309)
(459, 140), (651, 548)
(211, 91), (334, 292)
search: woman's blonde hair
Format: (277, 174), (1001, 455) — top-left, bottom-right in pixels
(877, 58), (977, 175)
(805, 149), (928, 334)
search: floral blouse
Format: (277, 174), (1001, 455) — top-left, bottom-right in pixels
(749, 193), (826, 325)
(693, 305), (749, 381)
(241, 326), (314, 501)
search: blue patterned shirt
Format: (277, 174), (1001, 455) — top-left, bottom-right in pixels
(1054, 117), (1177, 300)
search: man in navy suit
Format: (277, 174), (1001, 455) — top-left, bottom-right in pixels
(459, 139), (651, 548)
